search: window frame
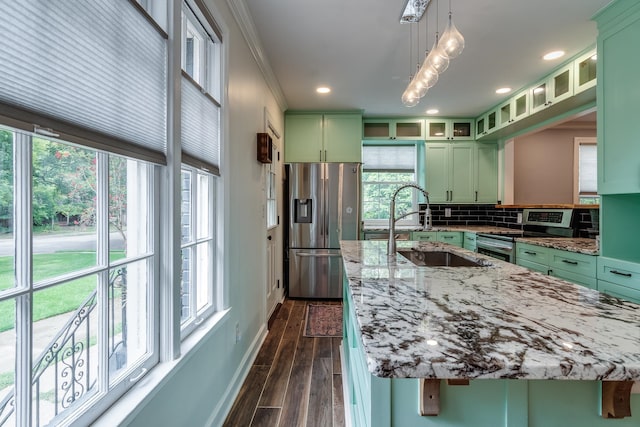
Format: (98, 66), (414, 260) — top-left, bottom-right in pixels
(361, 145), (420, 227)
(179, 165), (217, 339)
(0, 126), (160, 427)
(573, 137), (598, 204)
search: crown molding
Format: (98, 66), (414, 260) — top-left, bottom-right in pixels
(227, 0), (288, 112)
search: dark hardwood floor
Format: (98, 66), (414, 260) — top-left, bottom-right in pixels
(223, 299), (345, 427)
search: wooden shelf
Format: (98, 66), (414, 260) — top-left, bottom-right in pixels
(496, 204), (599, 209)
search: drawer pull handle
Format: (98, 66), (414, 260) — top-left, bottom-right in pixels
(611, 270), (632, 278)
(524, 251), (537, 255)
(443, 236), (454, 239)
(561, 260), (578, 265)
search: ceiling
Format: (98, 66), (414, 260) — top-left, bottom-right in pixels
(242, 0), (611, 118)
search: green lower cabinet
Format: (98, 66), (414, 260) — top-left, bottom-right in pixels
(411, 231), (463, 248)
(596, 256), (640, 303)
(343, 282), (640, 427)
(516, 242), (597, 289)
(463, 232), (477, 252)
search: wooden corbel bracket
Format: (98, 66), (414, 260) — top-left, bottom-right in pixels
(420, 378), (470, 416)
(602, 381), (634, 419)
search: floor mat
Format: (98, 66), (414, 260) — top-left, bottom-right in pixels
(303, 304), (343, 337)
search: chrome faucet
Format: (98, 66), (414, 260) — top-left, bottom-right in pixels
(388, 183), (430, 255)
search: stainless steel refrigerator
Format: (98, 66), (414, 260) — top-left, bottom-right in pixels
(286, 163), (360, 299)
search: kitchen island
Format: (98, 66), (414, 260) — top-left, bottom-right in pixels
(340, 240), (640, 427)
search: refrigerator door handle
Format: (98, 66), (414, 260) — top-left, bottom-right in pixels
(295, 252), (342, 258)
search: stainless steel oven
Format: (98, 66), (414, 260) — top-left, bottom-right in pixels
(476, 234), (516, 263)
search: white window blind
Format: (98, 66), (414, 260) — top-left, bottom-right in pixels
(579, 144), (597, 194)
(181, 74), (221, 175)
(362, 145), (416, 171)
(0, 1), (167, 164)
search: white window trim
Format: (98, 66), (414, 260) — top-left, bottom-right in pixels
(573, 137), (598, 204)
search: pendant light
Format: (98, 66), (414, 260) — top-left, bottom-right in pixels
(426, 0), (449, 74)
(417, 14), (439, 89)
(439, 0), (465, 59)
(402, 23), (420, 107)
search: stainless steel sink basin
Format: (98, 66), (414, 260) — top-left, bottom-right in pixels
(398, 250), (484, 267)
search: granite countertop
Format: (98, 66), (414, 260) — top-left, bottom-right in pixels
(515, 237), (598, 255)
(340, 240), (640, 380)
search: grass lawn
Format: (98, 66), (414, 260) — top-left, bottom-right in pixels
(0, 251), (125, 333)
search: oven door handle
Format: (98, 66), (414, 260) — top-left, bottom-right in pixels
(476, 240), (514, 250)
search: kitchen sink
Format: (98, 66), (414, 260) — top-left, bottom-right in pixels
(398, 250), (485, 267)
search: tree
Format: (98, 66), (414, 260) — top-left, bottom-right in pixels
(0, 130), (13, 232)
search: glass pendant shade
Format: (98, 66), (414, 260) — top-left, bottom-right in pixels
(402, 85), (420, 107)
(418, 57), (439, 88)
(427, 39), (449, 74)
(412, 75), (429, 97)
(440, 16), (464, 59)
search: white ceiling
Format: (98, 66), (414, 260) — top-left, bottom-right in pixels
(243, 0), (611, 118)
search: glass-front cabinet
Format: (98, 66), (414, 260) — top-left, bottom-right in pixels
(425, 118), (474, 140)
(362, 118), (424, 140)
(530, 64), (574, 114)
(499, 90), (529, 127)
(574, 49), (597, 94)
(476, 109), (498, 138)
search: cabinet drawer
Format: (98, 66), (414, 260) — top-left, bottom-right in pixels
(597, 257), (640, 288)
(463, 232), (477, 252)
(551, 268), (597, 290)
(549, 249), (597, 278)
(598, 279), (640, 304)
(411, 231), (437, 241)
(516, 243), (550, 265)
(438, 232), (462, 246)
(516, 258), (548, 274)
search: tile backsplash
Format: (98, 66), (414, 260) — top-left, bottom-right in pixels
(419, 204), (598, 237)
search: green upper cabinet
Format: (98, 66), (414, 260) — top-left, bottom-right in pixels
(475, 143), (498, 203)
(596, 0), (640, 195)
(425, 142), (474, 203)
(529, 63), (574, 115)
(426, 142), (498, 204)
(476, 108), (498, 138)
(574, 48), (597, 94)
(285, 112), (362, 163)
(425, 118), (474, 141)
(498, 90), (529, 128)
(362, 118), (424, 140)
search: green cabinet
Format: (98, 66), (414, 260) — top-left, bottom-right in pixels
(498, 90), (529, 128)
(425, 118), (474, 141)
(425, 142), (497, 204)
(597, 256), (640, 304)
(574, 48), (597, 94)
(476, 108), (498, 138)
(463, 231), (477, 251)
(425, 142), (474, 203)
(529, 64), (574, 115)
(516, 242), (597, 289)
(285, 113), (361, 162)
(411, 231), (463, 247)
(362, 118), (424, 140)
(596, 2), (640, 195)
(475, 143), (498, 203)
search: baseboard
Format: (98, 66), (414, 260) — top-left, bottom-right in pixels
(205, 322), (268, 427)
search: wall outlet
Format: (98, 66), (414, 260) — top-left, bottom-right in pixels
(517, 212), (523, 224)
(235, 322), (241, 343)
(445, 208), (452, 217)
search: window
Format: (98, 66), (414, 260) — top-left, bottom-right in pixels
(362, 145), (418, 225)
(182, 2), (221, 97)
(266, 143), (279, 229)
(574, 137), (598, 204)
(0, 126), (157, 426)
(180, 167), (216, 336)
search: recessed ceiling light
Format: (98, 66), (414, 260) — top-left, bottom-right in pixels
(316, 87), (331, 94)
(495, 87), (512, 94)
(426, 109), (439, 114)
(543, 50), (565, 61)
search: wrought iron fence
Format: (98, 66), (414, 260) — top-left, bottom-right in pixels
(0, 267), (127, 425)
